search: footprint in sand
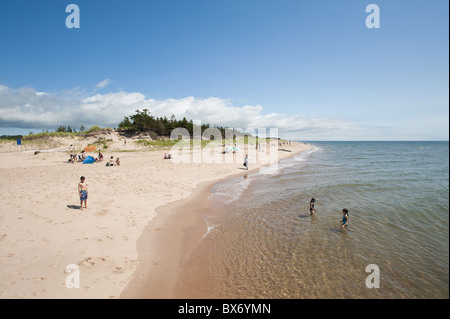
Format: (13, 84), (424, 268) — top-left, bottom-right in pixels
(78, 257), (95, 267)
(96, 210), (109, 216)
(113, 266), (125, 274)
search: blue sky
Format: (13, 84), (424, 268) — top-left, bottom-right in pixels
(0, 0), (448, 140)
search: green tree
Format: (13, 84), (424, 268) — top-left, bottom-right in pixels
(166, 114), (177, 133)
(154, 119), (166, 136)
(130, 109), (155, 131)
(118, 116), (133, 129)
(180, 117), (189, 131)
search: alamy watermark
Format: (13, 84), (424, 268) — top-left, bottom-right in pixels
(366, 4), (380, 29)
(66, 4), (80, 29)
(365, 264), (380, 288)
(65, 264), (80, 289)
(167, 124), (280, 168)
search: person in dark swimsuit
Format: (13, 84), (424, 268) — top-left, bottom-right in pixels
(310, 198), (316, 215)
(341, 209), (349, 229)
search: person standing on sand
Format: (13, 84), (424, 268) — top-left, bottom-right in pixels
(78, 176), (88, 210)
(244, 154), (249, 170)
(310, 198), (316, 215)
(341, 209), (349, 229)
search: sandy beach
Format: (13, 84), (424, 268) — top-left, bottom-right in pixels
(0, 134), (310, 299)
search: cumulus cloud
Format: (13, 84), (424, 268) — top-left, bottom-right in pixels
(0, 84), (363, 140)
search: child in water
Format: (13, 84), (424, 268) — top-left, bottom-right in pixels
(341, 209), (349, 229)
(310, 198), (316, 215)
(78, 176), (88, 210)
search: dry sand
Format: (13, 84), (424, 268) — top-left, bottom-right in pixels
(0, 134), (310, 298)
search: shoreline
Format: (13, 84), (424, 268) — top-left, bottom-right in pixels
(120, 145), (311, 299)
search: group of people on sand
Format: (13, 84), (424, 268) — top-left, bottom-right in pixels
(68, 145), (78, 163)
(68, 149), (88, 163)
(68, 145), (120, 166)
(68, 145), (93, 163)
(106, 155), (120, 166)
(309, 198), (349, 229)
(99, 151), (120, 166)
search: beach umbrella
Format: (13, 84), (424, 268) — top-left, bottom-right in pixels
(84, 145), (97, 152)
(83, 156), (95, 164)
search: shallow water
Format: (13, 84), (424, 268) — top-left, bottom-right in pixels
(178, 142), (449, 298)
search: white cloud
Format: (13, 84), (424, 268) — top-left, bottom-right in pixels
(0, 84), (368, 140)
(95, 79), (111, 89)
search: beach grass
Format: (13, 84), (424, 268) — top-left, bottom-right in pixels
(92, 138), (113, 150)
(135, 139), (212, 149)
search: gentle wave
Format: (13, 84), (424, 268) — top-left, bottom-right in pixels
(209, 177), (251, 204)
(210, 146), (322, 203)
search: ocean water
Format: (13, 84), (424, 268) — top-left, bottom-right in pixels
(177, 142), (449, 299)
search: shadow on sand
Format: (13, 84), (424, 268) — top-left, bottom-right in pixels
(67, 205), (81, 210)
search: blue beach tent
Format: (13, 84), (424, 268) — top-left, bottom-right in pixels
(83, 156), (95, 164)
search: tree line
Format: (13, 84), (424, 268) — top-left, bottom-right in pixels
(55, 125), (86, 133)
(118, 109), (242, 139)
